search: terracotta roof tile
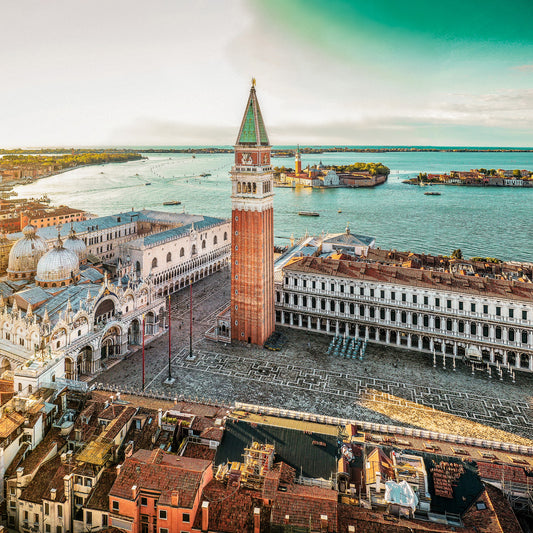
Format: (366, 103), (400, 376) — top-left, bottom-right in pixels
(284, 257), (533, 303)
(110, 451), (210, 509)
(20, 455), (69, 503)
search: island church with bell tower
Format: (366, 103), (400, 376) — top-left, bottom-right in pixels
(229, 80), (275, 345)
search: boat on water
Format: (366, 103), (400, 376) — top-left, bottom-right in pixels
(145, 183), (151, 186)
(163, 200), (181, 206)
(200, 173), (211, 177)
(298, 211), (320, 217)
(338, 209), (342, 213)
(424, 191), (441, 196)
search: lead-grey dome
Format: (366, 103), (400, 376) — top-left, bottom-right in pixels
(63, 227), (87, 263)
(35, 234), (80, 287)
(7, 225), (48, 280)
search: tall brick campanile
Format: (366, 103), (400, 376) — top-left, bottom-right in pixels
(230, 80), (275, 345)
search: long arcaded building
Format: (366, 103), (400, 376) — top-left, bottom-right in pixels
(275, 256), (533, 372)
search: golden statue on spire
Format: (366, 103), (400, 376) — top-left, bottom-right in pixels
(252, 77), (256, 87)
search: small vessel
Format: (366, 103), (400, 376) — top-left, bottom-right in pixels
(200, 173), (211, 177)
(337, 209), (342, 213)
(163, 200), (181, 206)
(145, 183), (152, 186)
(424, 191), (441, 196)
(298, 211), (320, 217)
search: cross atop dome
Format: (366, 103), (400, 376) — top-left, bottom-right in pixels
(236, 79), (270, 147)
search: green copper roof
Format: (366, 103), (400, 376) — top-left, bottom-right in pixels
(236, 85), (270, 146)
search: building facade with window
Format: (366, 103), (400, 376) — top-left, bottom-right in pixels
(119, 215), (230, 297)
(1, 273), (165, 395)
(275, 256), (533, 372)
(108, 449), (213, 533)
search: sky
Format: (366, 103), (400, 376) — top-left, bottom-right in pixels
(1, 0), (533, 147)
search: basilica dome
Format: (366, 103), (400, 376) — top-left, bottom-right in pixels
(35, 234), (80, 288)
(63, 226), (88, 263)
(7, 225), (48, 280)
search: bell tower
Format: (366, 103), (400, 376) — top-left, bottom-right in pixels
(230, 80), (275, 345)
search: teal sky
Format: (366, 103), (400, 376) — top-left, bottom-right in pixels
(0, 0), (532, 146)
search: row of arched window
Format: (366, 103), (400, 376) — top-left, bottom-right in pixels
(149, 233), (227, 270)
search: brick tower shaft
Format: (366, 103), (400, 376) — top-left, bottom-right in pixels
(230, 81), (275, 345)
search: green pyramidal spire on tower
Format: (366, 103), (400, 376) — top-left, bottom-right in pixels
(236, 79), (270, 146)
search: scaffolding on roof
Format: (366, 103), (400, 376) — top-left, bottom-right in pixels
(76, 436), (114, 466)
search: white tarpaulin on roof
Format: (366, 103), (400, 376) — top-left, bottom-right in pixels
(384, 480), (418, 512)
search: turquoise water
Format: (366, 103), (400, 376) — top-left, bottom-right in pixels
(13, 151), (533, 262)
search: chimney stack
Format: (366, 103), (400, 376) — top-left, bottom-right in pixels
(50, 488), (56, 501)
(171, 491), (179, 507)
(201, 501), (209, 531)
(320, 515), (328, 532)
(158, 408), (163, 428)
(375, 472), (381, 493)
(253, 507), (261, 533)
(348, 527), (355, 533)
(132, 485), (137, 499)
(284, 515), (290, 525)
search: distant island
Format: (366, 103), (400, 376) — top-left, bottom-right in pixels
(0, 151), (144, 194)
(404, 168), (533, 188)
(273, 149), (390, 189)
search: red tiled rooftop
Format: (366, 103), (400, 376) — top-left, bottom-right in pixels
(85, 468), (117, 511)
(10, 426), (66, 477)
(271, 484), (337, 532)
(200, 427), (224, 442)
(20, 455), (69, 504)
(110, 450), (211, 508)
(192, 479), (269, 533)
(285, 257), (533, 303)
(181, 442), (217, 461)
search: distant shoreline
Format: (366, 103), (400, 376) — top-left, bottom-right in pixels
(2, 146), (533, 156)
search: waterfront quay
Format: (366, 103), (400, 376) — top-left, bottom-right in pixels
(91, 269), (533, 445)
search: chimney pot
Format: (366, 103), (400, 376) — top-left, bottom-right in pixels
(171, 490), (179, 507)
(202, 501), (209, 532)
(254, 507), (261, 533)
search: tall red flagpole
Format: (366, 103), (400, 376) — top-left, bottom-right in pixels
(189, 280), (193, 358)
(168, 294), (172, 380)
(142, 314), (145, 391)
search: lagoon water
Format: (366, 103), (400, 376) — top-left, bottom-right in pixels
(14, 150), (533, 262)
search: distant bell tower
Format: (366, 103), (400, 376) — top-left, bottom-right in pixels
(230, 79), (275, 345)
(295, 144), (302, 174)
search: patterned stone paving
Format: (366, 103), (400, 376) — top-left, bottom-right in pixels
(163, 348), (531, 433)
(93, 269), (533, 440)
